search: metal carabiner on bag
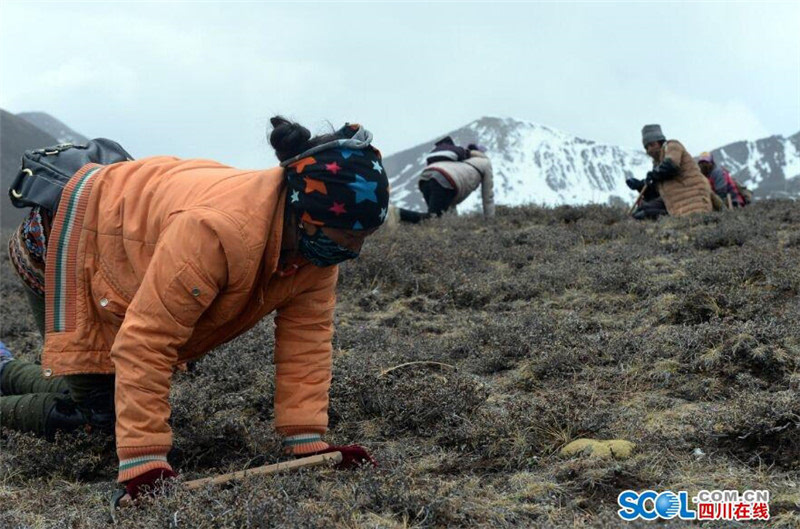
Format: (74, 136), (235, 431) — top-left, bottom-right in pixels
(9, 168), (32, 199)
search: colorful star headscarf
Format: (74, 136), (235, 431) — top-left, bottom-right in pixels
(280, 124), (390, 230)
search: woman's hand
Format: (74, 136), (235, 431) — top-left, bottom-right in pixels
(114, 468), (178, 507)
(301, 444), (377, 470)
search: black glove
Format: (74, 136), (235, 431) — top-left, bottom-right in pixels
(644, 171), (658, 187)
(625, 177), (644, 191)
(653, 158), (680, 181)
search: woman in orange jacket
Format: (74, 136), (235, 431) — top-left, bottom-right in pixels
(1, 116), (389, 501)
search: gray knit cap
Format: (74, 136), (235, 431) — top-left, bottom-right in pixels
(641, 124), (666, 147)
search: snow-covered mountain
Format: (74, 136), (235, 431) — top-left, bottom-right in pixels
(712, 132), (800, 198)
(384, 117), (649, 212)
(384, 116), (800, 212)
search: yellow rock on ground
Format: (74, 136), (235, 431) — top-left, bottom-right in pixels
(560, 438), (635, 460)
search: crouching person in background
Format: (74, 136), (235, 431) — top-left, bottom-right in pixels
(1, 116), (387, 504)
(696, 151), (748, 208)
(639, 124), (714, 217)
(397, 136), (495, 223)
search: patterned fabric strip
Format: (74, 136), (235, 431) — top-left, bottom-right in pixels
(8, 224), (45, 296)
(118, 454), (169, 472)
(282, 433), (323, 446)
(117, 445), (173, 482)
(22, 207), (49, 262)
(282, 433), (329, 455)
(45, 165), (101, 333)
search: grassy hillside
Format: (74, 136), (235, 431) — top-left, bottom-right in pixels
(2, 201), (799, 528)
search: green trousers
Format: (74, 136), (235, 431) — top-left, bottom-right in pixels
(0, 359), (69, 434)
(0, 280), (115, 437)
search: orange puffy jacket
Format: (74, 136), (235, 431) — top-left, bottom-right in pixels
(41, 157), (337, 481)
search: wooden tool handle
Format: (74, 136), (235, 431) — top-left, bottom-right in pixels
(184, 451), (343, 490)
(629, 184), (649, 216)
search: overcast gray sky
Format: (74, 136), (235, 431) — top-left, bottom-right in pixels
(2, 1), (798, 168)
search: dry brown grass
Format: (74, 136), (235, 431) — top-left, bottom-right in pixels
(2, 200), (799, 527)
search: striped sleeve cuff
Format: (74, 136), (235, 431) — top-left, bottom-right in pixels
(117, 446), (173, 482)
(282, 433), (330, 456)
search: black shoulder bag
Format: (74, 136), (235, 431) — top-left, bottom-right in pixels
(8, 138), (133, 212)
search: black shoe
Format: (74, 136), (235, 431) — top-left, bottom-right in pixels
(84, 406), (115, 435)
(44, 396), (88, 440)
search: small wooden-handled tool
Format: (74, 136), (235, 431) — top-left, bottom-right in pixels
(629, 184), (649, 216)
(111, 451), (343, 517)
(184, 451), (343, 490)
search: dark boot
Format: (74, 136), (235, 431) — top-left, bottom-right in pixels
(0, 391), (114, 439)
(44, 395), (89, 440)
(81, 405), (115, 435)
(65, 373), (115, 434)
(398, 208), (430, 224)
(632, 198), (668, 220)
(0, 392), (87, 439)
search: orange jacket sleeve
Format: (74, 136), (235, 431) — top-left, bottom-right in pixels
(272, 265), (338, 436)
(112, 210), (241, 481)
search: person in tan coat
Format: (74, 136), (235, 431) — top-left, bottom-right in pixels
(640, 124), (713, 216)
(1, 117), (388, 502)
